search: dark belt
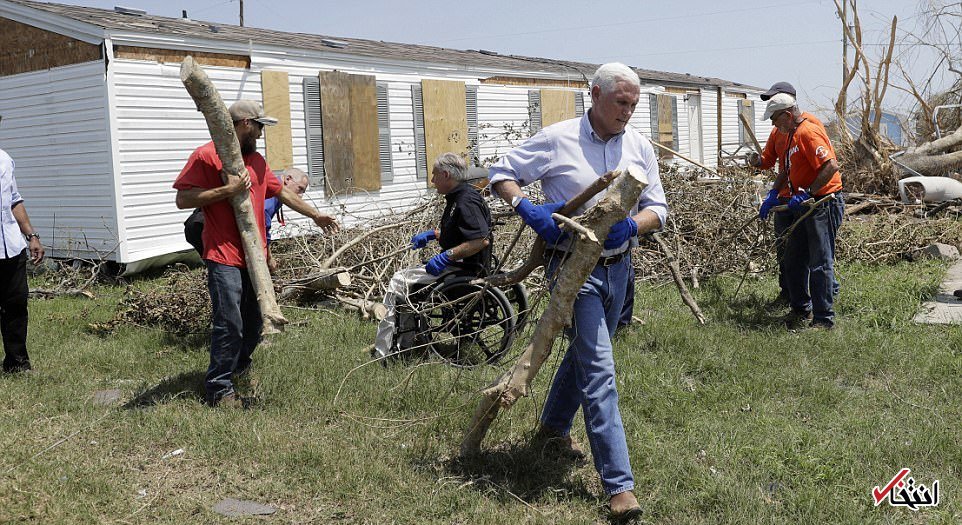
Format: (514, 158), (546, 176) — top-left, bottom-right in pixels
(547, 249), (629, 267)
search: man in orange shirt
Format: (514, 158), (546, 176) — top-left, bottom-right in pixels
(748, 93), (844, 329)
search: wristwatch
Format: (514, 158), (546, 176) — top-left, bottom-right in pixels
(510, 195), (524, 208)
(25, 233), (40, 241)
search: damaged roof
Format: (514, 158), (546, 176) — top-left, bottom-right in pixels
(4, 0), (759, 90)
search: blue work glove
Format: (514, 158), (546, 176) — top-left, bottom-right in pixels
(515, 198), (567, 244)
(787, 190), (811, 212)
(425, 251), (451, 276)
(758, 189), (780, 220)
(604, 217), (639, 249)
(410, 229), (436, 249)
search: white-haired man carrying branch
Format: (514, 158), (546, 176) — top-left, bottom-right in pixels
(489, 62), (668, 520)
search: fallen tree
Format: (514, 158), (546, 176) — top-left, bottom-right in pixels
(180, 56), (287, 334)
(460, 166), (648, 456)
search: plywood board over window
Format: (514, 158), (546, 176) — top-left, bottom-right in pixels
(421, 79), (467, 185)
(318, 70), (380, 195)
(737, 99), (755, 147)
(540, 89), (576, 128)
(261, 70), (293, 171)
(649, 94), (679, 159)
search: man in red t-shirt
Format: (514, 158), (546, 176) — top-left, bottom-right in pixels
(748, 93), (844, 330)
(173, 100), (338, 406)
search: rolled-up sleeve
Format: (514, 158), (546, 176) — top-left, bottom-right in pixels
(488, 130), (552, 193)
(635, 144), (668, 228)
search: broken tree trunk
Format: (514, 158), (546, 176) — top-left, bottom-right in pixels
(460, 166), (648, 456)
(180, 56), (287, 334)
(482, 170), (621, 288)
(279, 268), (352, 302)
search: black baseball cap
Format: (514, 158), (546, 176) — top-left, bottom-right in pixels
(761, 82), (796, 101)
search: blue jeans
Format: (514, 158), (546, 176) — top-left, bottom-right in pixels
(774, 196), (844, 325)
(543, 255), (635, 496)
(205, 260), (262, 402)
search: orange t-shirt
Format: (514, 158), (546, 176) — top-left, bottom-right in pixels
(759, 112), (843, 198)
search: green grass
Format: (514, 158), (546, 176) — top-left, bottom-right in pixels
(1, 260), (960, 524)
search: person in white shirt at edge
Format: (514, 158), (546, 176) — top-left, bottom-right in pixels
(0, 138), (45, 374)
(488, 62), (667, 521)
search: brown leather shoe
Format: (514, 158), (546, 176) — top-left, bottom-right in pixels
(609, 491), (643, 522)
(210, 392), (250, 409)
(783, 309), (813, 330)
(532, 426), (586, 462)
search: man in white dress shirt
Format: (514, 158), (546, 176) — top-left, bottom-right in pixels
(488, 62), (667, 520)
(0, 140), (44, 373)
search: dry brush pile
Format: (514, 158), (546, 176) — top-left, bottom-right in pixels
(94, 166), (962, 336)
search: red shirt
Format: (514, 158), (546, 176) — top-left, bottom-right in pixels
(759, 112), (843, 198)
(173, 142), (282, 268)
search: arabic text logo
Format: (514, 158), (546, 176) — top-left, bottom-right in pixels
(873, 468), (939, 511)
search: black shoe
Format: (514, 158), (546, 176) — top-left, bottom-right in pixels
(783, 309), (813, 330)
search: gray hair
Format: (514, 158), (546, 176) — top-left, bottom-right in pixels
(591, 62), (641, 94)
(277, 167), (309, 189)
(433, 153), (467, 182)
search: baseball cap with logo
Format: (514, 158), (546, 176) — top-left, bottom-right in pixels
(229, 100), (278, 126)
(762, 93), (796, 120)
(760, 81), (796, 101)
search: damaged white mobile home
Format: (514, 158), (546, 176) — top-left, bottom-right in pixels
(0, 0), (770, 270)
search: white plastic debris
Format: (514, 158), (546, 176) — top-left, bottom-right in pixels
(161, 448), (185, 459)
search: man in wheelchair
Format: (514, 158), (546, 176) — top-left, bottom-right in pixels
(373, 153), (493, 360)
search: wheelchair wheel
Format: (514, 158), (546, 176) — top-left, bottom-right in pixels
(503, 282), (530, 334)
(419, 276), (517, 367)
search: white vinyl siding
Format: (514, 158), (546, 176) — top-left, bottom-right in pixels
(112, 60), (266, 262)
(476, 85), (531, 166)
(0, 60), (116, 259)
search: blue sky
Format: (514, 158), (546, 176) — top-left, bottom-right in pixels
(61, 0), (937, 118)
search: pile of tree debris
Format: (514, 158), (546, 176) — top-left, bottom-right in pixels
(88, 164), (962, 337)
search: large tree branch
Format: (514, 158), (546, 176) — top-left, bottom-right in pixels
(460, 166), (647, 456)
(180, 56), (287, 333)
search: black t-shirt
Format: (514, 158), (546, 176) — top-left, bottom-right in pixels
(438, 183), (492, 275)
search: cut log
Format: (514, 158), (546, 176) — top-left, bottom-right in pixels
(460, 165), (648, 456)
(335, 296), (388, 320)
(180, 56), (287, 334)
(279, 268), (352, 301)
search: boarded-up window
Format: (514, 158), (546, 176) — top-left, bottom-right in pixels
(540, 89), (576, 128)
(466, 85), (479, 165)
(316, 70), (381, 195)
(412, 84), (428, 179)
(528, 90), (541, 135)
(649, 93), (679, 159)
(377, 82), (393, 183)
(421, 79), (468, 186)
(738, 99), (755, 147)
(575, 91), (585, 117)
(261, 70), (293, 171)
(303, 77), (325, 187)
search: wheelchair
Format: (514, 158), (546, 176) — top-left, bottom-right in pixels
(393, 269), (529, 368)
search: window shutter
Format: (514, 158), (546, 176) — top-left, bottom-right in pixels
(377, 81), (393, 183)
(412, 84), (427, 179)
(575, 91), (585, 117)
(648, 94), (659, 143)
(302, 76), (324, 187)
(528, 90), (541, 135)
(466, 85), (479, 164)
(671, 96), (680, 150)
(738, 99), (755, 146)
